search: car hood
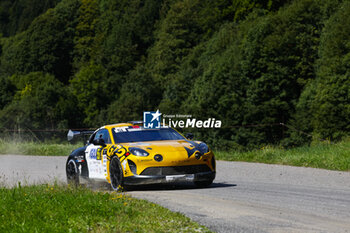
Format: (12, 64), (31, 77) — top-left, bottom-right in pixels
(121, 140), (199, 153)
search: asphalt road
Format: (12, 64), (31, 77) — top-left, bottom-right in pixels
(1, 155), (350, 233)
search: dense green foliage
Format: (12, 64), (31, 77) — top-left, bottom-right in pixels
(0, 184), (210, 232)
(0, 0), (349, 149)
(0, 0), (62, 37)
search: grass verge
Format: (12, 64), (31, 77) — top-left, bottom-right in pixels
(0, 140), (77, 156)
(215, 140), (350, 171)
(0, 184), (211, 233)
(0, 139), (349, 171)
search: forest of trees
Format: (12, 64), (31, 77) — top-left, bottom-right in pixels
(0, 0), (349, 149)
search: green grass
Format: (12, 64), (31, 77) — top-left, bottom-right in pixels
(0, 140), (77, 156)
(0, 184), (211, 233)
(215, 140), (350, 171)
(1, 139), (349, 171)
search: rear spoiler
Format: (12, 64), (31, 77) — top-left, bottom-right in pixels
(67, 129), (95, 141)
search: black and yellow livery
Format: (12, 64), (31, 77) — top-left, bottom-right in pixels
(66, 123), (216, 190)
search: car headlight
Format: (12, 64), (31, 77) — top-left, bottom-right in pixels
(198, 143), (209, 154)
(129, 147), (149, 157)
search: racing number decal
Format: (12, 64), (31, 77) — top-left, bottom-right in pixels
(89, 148), (103, 160)
(86, 144), (106, 179)
(89, 148), (97, 159)
(96, 148), (102, 160)
(106, 145), (128, 162)
(104, 145), (129, 181)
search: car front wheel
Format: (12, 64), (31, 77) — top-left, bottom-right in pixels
(109, 156), (124, 191)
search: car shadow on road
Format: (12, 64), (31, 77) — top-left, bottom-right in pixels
(126, 182), (236, 192)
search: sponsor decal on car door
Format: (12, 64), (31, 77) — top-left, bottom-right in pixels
(85, 144), (108, 180)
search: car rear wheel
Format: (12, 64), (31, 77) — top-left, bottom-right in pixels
(194, 179), (213, 188)
(109, 156), (124, 191)
(66, 159), (79, 186)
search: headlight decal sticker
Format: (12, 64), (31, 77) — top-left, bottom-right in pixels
(183, 140), (209, 158)
(184, 146), (197, 158)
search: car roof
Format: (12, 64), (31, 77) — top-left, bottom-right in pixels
(103, 123), (133, 130)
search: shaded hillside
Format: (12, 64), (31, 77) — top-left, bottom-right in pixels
(0, 0), (348, 149)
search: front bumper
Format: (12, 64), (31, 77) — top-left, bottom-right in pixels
(124, 171), (216, 185)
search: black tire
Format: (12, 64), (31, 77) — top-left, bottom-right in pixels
(194, 179), (213, 188)
(66, 159), (79, 186)
(109, 156), (124, 191)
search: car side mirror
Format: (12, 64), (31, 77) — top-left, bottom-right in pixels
(185, 133), (194, 140)
(93, 138), (106, 147)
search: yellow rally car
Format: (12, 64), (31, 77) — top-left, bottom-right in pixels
(66, 122), (216, 190)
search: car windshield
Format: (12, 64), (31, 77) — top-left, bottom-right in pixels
(112, 127), (184, 143)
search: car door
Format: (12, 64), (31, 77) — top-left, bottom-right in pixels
(85, 128), (111, 180)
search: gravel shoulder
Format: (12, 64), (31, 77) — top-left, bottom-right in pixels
(1, 155), (349, 232)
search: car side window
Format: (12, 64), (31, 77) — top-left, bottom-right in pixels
(93, 129), (111, 144)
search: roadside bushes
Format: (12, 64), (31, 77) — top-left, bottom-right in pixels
(0, 72), (80, 130)
(294, 1), (350, 141)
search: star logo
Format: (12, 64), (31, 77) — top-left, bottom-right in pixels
(143, 110), (162, 129)
(151, 109), (162, 122)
